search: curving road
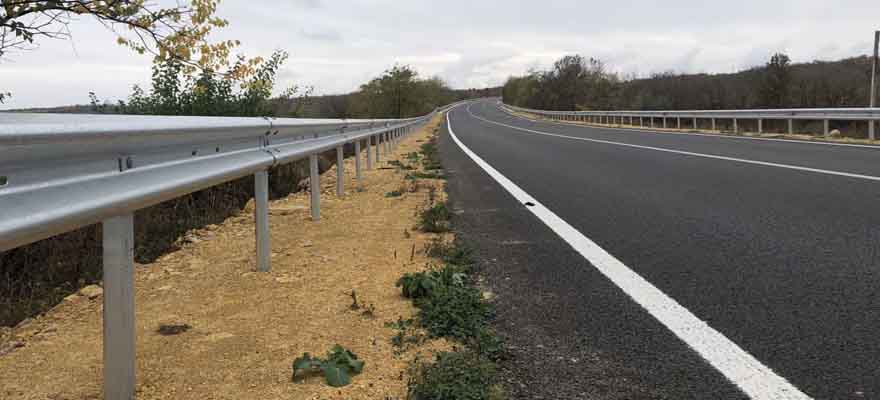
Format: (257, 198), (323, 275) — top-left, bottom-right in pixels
(438, 99), (880, 399)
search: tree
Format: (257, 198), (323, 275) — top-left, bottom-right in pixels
(350, 65), (455, 118)
(1, 1), (254, 102)
(759, 53), (792, 108)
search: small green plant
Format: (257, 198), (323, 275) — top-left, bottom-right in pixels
(385, 190), (404, 198)
(406, 152), (421, 161)
(424, 238), (474, 267)
(405, 171), (445, 180)
(388, 160), (415, 170)
(417, 283), (489, 341)
(397, 271), (438, 299)
(292, 345), (365, 387)
(385, 317), (426, 350)
(407, 351), (501, 400)
(419, 203), (451, 233)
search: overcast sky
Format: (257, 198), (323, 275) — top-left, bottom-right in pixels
(1, 0), (878, 109)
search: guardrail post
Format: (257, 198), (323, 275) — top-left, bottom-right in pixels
(309, 154), (320, 221)
(375, 134), (382, 164)
(354, 140), (363, 180)
(384, 131), (390, 154)
(693, 117), (697, 131)
(366, 136), (373, 170)
(255, 170), (270, 272)
(711, 118), (716, 132)
(336, 146), (344, 197)
(788, 119), (794, 135)
(663, 118), (667, 129)
(758, 119), (763, 134)
(733, 118), (738, 134)
(871, 121), (876, 141)
(824, 119), (830, 137)
(102, 213), (136, 400)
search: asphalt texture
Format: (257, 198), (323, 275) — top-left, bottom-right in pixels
(436, 100), (880, 400)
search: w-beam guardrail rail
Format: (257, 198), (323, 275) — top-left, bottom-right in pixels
(503, 103), (880, 140)
(0, 103), (460, 399)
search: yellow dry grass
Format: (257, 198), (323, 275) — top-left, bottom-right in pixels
(0, 114), (452, 400)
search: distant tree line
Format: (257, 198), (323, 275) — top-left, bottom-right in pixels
(275, 66), (501, 119)
(503, 53), (877, 111)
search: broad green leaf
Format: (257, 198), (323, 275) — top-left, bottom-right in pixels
(321, 365), (351, 387)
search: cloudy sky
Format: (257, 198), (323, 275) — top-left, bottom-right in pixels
(1, 0), (878, 109)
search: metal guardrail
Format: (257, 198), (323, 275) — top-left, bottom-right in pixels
(502, 103), (880, 140)
(0, 103), (461, 398)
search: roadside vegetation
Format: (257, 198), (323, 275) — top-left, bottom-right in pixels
(387, 127), (506, 400)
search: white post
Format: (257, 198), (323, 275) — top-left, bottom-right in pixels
(711, 118), (716, 132)
(824, 119), (830, 137)
(255, 171), (270, 272)
(309, 154), (320, 221)
(375, 134), (382, 165)
(366, 136), (373, 170)
(870, 30), (878, 140)
(354, 140), (363, 180)
(788, 119), (794, 135)
(103, 214), (136, 400)
(336, 146), (344, 197)
(733, 118), (738, 134)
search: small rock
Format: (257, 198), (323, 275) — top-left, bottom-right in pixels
(828, 129), (842, 137)
(301, 240), (314, 248)
(0, 340), (25, 356)
(79, 285), (103, 300)
(63, 293), (80, 302)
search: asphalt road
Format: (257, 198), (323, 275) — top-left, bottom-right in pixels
(437, 99), (880, 399)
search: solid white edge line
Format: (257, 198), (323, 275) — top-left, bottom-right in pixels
(497, 102), (880, 150)
(445, 105), (812, 400)
(469, 103), (880, 182)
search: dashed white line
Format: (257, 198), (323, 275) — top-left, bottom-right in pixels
(445, 106), (812, 400)
(468, 103), (880, 182)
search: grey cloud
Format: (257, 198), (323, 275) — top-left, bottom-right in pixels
(2, 0), (878, 109)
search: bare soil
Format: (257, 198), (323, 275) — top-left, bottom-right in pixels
(0, 115), (451, 400)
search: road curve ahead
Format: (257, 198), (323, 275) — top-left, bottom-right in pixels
(440, 99), (880, 399)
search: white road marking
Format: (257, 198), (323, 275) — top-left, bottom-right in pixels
(445, 106), (812, 400)
(496, 102), (880, 150)
(467, 104), (880, 182)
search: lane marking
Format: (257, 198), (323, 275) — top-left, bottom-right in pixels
(445, 106), (812, 400)
(467, 103), (880, 182)
(495, 102), (880, 150)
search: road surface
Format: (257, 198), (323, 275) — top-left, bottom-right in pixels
(438, 99), (880, 399)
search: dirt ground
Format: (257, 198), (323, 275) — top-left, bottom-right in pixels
(0, 114), (451, 400)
